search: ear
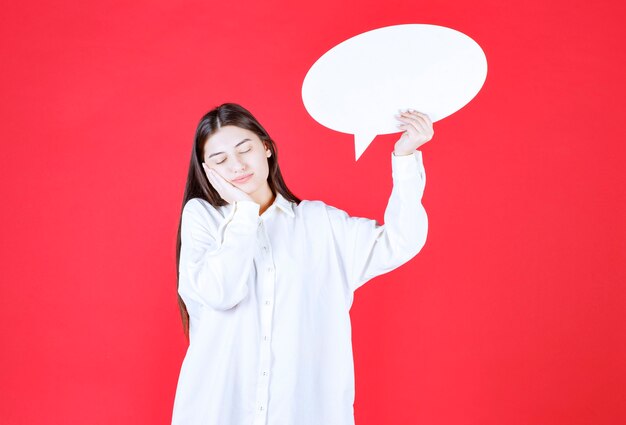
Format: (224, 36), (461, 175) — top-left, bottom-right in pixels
(265, 143), (272, 157)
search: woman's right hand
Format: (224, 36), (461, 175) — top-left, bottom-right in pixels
(202, 163), (255, 205)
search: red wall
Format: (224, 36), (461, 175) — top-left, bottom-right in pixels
(1, 1), (624, 424)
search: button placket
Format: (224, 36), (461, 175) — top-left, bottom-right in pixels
(253, 220), (275, 425)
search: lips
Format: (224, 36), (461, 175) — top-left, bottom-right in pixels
(232, 173), (253, 183)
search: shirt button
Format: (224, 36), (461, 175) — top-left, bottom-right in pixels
(263, 246), (269, 252)
(267, 267), (273, 273)
(263, 335), (269, 341)
(262, 371), (268, 376)
(259, 405), (264, 411)
(264, 300), (271, 305)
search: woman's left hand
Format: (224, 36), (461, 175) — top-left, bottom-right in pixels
(394, 109), (434, 155)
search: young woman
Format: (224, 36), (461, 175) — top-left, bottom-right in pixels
(172, 103), (433, 425)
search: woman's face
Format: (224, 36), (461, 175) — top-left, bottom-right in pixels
(203, 125), (272, 196)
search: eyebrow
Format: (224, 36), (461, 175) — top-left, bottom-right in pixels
(208, 139), (252, 159)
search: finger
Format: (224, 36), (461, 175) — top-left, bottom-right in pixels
(407, 110), (433, 128)
(397, 111), (427, 126)
(396, 114), (425, 127)
(206, 173), (217, 190)
(210, 169), (232, 187)
(413, 113), (433, 130)
(207, 172), (228, 199)
(403, 109), (430, 121)
(397, 109), (418, 121)
(399, 111), (434, 142)
(206, 169), (221, 190)
(398, 115), (428, 134)
(399, 108), (421, 115)
(205, 166), (218, 181)
(210, 171), (238, 199)
(396, 123), (420, 139)
(410, 115), (432, 133)
(400, 109), (423, 117)
(203, 164), (215, 181)
(417, 112), (432, 126)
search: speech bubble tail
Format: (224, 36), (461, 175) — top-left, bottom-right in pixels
(354, 133), (376, 161)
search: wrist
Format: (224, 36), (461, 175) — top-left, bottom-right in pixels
(393, 149), (415, 156)
(234, 199), (260, 211)
(234, 197), (256, 205)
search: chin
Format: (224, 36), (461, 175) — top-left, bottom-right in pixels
(238, 181), (261, 193)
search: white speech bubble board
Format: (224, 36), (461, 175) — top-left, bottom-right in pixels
(302, 24), (488, 160)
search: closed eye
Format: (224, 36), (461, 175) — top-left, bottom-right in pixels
(213, 147), (251, 165)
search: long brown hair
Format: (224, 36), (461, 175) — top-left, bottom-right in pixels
(175, 103), (301, 340)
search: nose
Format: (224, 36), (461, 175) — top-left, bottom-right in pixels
(231, 157), (246, 173)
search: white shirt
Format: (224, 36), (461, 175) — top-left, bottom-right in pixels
(172, 150), (428, 425)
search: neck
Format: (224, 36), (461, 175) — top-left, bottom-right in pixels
(252, 184), (275, 215)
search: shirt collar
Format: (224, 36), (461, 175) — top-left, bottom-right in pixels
(271, 192), (295, 218)
(221, 192), (294, 218)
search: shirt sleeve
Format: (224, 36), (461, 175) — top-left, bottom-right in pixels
(328, 150), (428, 292)
(178, 199), (260, 311)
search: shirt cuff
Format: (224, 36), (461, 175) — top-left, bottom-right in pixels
(233, 200), (261, 222)
(391, 150), (425, 182)
(214, 200), (260, 245)
(219, 200), (259, 229)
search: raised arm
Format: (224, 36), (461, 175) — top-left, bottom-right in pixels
(328, 150), (428, 292)
(330, 109), (433, 292)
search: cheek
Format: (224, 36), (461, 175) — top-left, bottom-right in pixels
(261, 158), (271, 176)
(210, 163), (228, 176)
(252, 154), (269, 171)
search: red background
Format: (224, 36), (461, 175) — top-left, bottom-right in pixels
(1, 1), (625, 424)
